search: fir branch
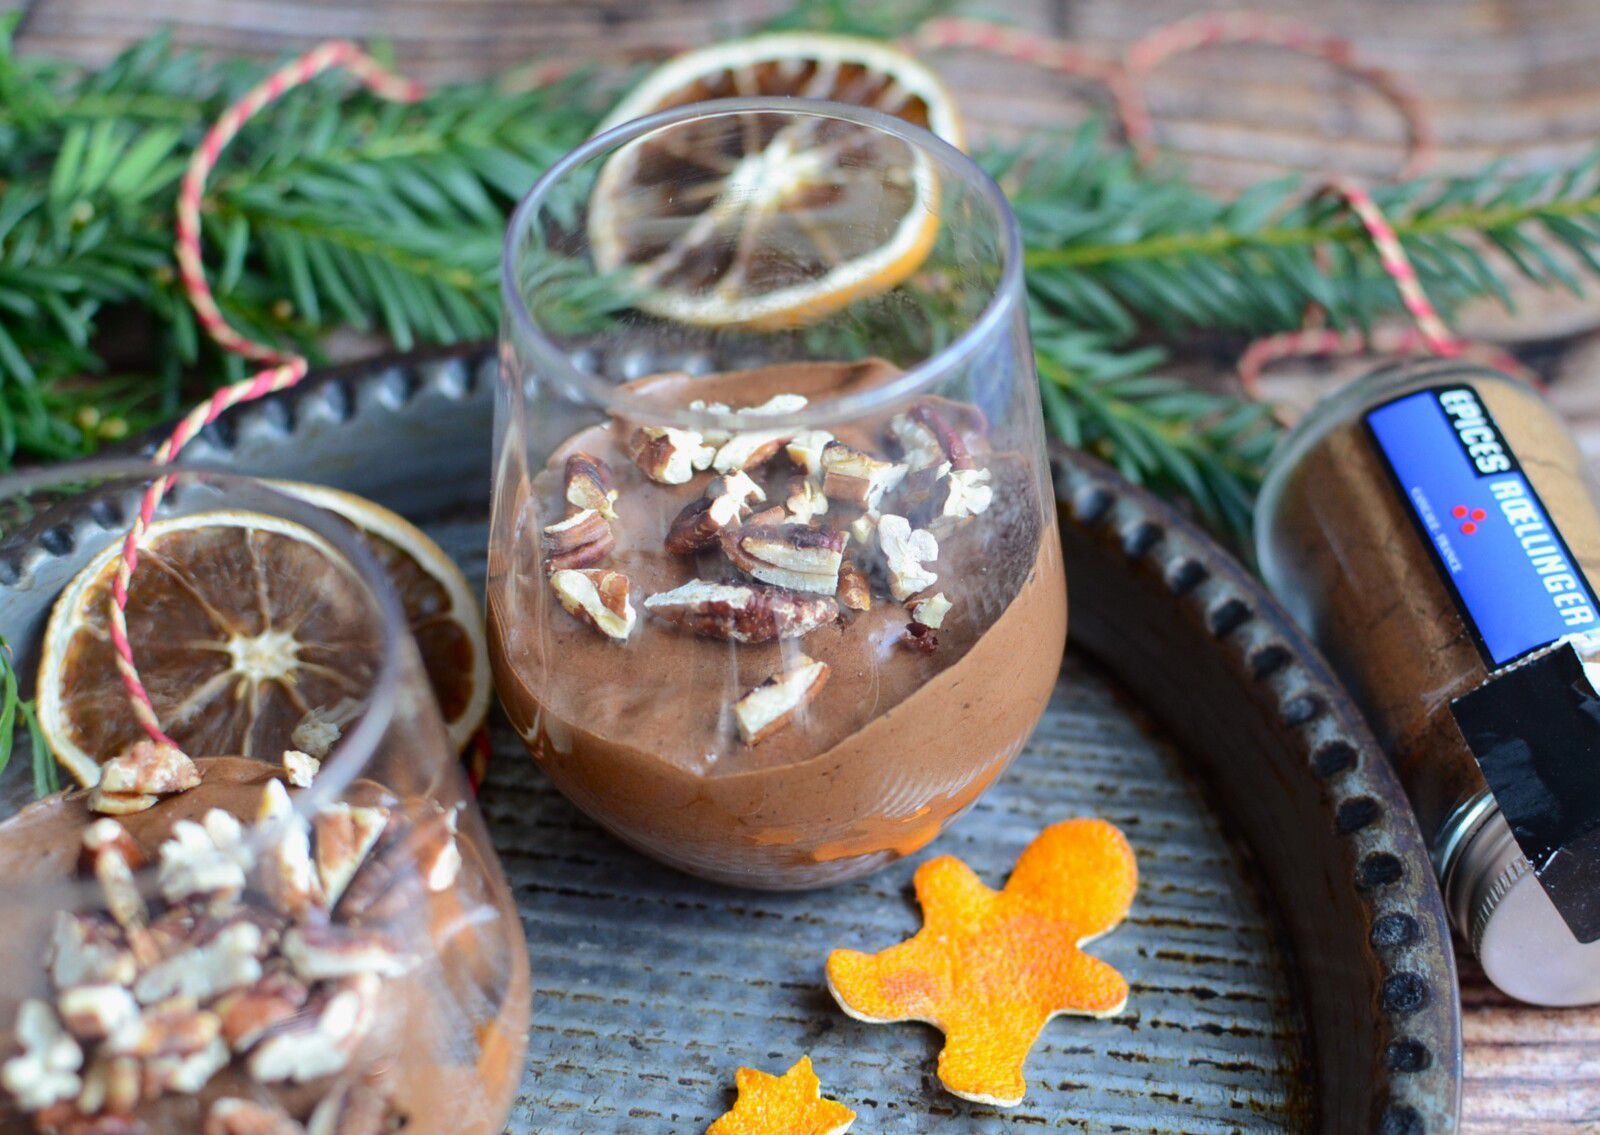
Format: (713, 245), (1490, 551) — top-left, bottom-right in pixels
(1005, 122), (1600, 339)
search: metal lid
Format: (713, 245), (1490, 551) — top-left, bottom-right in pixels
(1451, 806), (1600, 1006)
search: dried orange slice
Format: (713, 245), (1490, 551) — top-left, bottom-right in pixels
(36, 483), (490, 785)
(590, 33), (962, 329)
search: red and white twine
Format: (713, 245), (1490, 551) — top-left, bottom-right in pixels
(115, 18), (1507, 741)
(112, 42), (423, 748)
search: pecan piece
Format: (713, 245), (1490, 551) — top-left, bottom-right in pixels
(934, 465), (993, 524)
(143, 1036), (229, 1097)
(627, 426), (714, 485)
(207, 1098), (306, 1135)
(708, 470), (767, 508)
(280, 925), (410, 982)
(549, 568), (636, 641)
(105, 999), (220, 1059)
(836, 558), (873, 612)
(785, 479), (829, 525)
(215, 973), (310, 1054)
(79, 820), (147, 934)
(665, 493), (744, 554)
(132, 921), (263, 1006)
(785, 430), (835, 476)
(281, 749), (320, 788)
(156, 812), (252, 907)
(58, 985), (139, 1043)
(563, 452), (618, 520)
(49, 913), (137, 991)
(877, 514), (939, 601)
(908, 402), (976, 470)
(98, 741), (200, 798)
(1, 1000), (82, 1112)
(246, 974), (378, 1085)
(907, 591), (953, 629)
(313, 803), (390, 908)
(75, 1054), (141, 1119)
(720, 523), (845, 595)
(733, 657), (831, 745)
(257, 781), (325, 919)
(820, 443), (907, 510)
(335, 805), (460, 924)
(644, 582), (837, 643)
(542, 508), (613, 572)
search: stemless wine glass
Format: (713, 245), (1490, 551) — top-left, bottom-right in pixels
(492, 98), (1065, 889)
(0, 464), (528, 1134)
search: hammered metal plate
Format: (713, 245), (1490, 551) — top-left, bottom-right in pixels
(54, 345), (1459, 1133)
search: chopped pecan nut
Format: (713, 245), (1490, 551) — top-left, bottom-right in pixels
(259, 815), (326, 920)
(785, 430), (835, 476)
(290, 699), (362, 761)
(707, 470), (766, 508)
(885, 413), (945, 472)
(664, 493), (744, 554)
(935, 465), (993, 523)
(820, 444), (907, 510)
(143, 1036), (229, 1097)
(215, 973), (310, 1054)
(549, 568), (636, 641)
(132, 921), (263, 1006)
(334, 806), (458, 924)
(206, 1098), (306, 1135)
(305, 1079), (398, 1135)
(711, 430), (791, 475)
(98, 741), (200, 798)
(105, 999), (220, 1060)
(687, 399), (734, 446)
(246, 974), (378, 1085)
(907, 591), (953, 629)
(733, 657), (830, 745)
(280, 925), (410, 982)
(49, 914), (137, 991)
(644, 581), (837, 643)
(1, 1001), (82, 1112)
(156, 812), (252, 907)
(313, 803), (389, 908)
(281, 749), (320, 789)
(79, 820), (148, 934)
(848, 511), (880, 546)
(877, 515), (939, 601)
(900, 622), (940, 654)
(58, 985), (139, 1043)
(418, 806), (462, 894)
(907, 403), (976, 470)
(75, 1054), (140, 1119)
(542, 509), (614, 572)
(627, 426), (715, 485)
(836, 558), (873, 612)
(720, 523), (846, 595)
(785, 479), (829, 525)
(86, 789), (158, 817)
(562, 452), (619, 520)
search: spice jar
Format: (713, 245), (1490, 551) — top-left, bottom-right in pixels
(1256, 359), (1600, 1006)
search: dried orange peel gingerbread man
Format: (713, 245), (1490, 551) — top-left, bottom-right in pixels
(706, 1057), (855, 1135)
(826, 818), (1137, 1108)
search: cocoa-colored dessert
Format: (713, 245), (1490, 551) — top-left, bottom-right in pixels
(488, 359), (1067, 888)
(0, 755), (529, 1135)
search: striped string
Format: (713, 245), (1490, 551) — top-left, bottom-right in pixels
(112, 41), (424, 748)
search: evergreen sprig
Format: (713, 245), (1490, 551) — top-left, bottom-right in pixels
(5, 17), (1600, 542)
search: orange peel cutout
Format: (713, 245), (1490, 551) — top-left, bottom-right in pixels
(826, 817), (1137, 1108)
(706, 1057), (855, 1135)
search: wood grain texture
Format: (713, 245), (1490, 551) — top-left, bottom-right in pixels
(12, 0), (1600, 1124)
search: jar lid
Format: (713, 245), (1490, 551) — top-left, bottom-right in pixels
(1456, 808), (1600, 1006)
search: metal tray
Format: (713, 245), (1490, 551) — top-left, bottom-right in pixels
(60, 345), (1461, 1132)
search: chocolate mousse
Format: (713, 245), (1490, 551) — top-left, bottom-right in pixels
(488, 359), (1068, 888)
(0, 754), (529, 1135)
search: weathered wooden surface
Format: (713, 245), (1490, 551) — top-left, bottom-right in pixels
(13, 0), (1600, 1125)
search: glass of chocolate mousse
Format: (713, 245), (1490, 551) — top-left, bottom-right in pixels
(492, 98), (1067, 889)
(0, 465), (529, 1135)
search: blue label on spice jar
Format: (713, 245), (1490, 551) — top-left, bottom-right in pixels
(1365, 384), (1600, 669)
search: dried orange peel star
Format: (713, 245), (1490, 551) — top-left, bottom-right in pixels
(826, 818), (1137, 1108)
(706, 1057), (855, 1135)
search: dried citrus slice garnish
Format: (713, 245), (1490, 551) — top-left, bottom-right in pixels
(826, 818), (1137, 1108)
(590, 33), (962, 330)
(706, 1057), (855, 1135)
(36, 483), (490, 784)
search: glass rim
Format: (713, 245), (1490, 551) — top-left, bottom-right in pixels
(499, 95), (1027, 431)
(0, 459), (411, 898)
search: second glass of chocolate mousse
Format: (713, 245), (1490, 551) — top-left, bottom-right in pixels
(492, 97), (1066, 888)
